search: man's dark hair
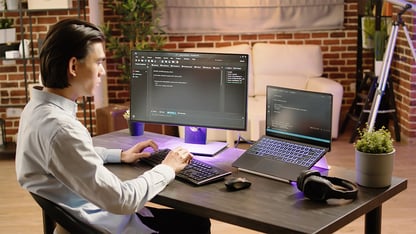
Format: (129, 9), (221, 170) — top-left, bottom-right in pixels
(40, 18), (105, 88)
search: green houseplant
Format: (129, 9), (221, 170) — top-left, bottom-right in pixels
(361, 0), (391, 58)
(0, 18), (13, 29)
(361, 0), (376, 49)
(355, 125), (394, 154)
(361, 0), (391, 78)
(102, 0), (166, 81)
(0, 17), (15, 44)
(354, 125), (395, 188)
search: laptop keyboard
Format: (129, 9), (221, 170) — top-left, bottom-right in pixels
(247, 137), (325, 167)
(140, 149), (231, 186)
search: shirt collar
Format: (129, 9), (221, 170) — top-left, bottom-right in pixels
(31, 86), (78, 117)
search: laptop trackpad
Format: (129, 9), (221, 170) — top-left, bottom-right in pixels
(256, 160), (294, 179)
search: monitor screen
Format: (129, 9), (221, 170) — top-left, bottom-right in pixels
(129, 50), (249, 132)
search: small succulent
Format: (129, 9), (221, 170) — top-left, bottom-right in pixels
(354, 125), (394, 154)
(0, 18), (13, 29)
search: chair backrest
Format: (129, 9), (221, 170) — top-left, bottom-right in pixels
(30, 192), (101, 234)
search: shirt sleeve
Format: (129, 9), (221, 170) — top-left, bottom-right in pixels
(94, 146), (121, 163)
(47, 125), (175, 214)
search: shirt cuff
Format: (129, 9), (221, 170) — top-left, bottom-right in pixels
(106, 149), (122, 163)
(152, 164), (176, 182)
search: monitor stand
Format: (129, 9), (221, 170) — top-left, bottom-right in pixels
(181, 126), (227, 156)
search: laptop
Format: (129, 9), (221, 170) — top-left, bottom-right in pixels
(232, 86), (332, 183)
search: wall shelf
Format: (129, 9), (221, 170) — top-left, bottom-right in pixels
(0, 0), (87, 145)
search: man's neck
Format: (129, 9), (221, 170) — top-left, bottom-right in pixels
(44, 87), (78, 101)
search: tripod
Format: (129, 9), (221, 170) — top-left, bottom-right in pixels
(367, 4), (416, 132)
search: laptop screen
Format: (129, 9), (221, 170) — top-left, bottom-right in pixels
(265, 86), (332, 150)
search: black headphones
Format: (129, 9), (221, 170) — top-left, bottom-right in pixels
(296, 170), (358, 201)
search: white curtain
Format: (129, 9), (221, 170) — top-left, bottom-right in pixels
(160, 0), (344, 33)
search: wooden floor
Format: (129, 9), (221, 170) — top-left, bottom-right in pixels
(0, 127), (414, 233)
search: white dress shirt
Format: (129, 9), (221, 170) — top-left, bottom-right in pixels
(16, 87), (175, 234)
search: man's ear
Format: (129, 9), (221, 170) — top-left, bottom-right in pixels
(68, 57), (77, 77)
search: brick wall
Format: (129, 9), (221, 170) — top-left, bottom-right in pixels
(0, 1), (94, 142)
(1, 0), (416, 143)
(392, 6), (416, 142)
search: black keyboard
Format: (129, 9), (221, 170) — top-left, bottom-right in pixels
(248, 137), (325, 167)
(140, 149), (231, 186)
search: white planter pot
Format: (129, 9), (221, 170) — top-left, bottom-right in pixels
(0, 28), (16, 44)
(355, 149), (395, 188)
(6, 0), (18, 10)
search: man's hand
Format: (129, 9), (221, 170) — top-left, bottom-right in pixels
(120, 139), (158, 163)
(162, 147), (192, 174)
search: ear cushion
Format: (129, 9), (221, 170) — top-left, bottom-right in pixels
(302, 175), (333, 201)
(296, 169), (321, 191)
(297, 170), (358, 201)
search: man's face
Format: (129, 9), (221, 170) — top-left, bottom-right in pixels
(72, 42), (106, 97)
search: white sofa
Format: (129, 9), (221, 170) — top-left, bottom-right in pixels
(181, 43), (343, 142)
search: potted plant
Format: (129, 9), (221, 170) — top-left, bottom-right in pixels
(123, 109), (144, 136)
(361, 0), (392, 76)
(0, 17), (16, 44)
(101, 0), (166, 81)
(361, 0), (376, 49)
(361, 0), (391, 49)
(354, 124), (395, 188)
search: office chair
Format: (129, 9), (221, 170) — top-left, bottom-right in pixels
(30, 192), (101, 234)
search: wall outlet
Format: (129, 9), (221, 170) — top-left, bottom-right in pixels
(6, 108), (23, 118)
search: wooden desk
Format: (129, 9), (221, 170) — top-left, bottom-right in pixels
(93, 130), (408, 234)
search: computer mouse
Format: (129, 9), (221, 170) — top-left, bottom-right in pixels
(225, 177), (251, 191)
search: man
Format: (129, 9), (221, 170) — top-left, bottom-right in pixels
(15, 18), (211, 234)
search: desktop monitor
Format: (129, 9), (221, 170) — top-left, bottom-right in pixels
(129, 50), (249, 155)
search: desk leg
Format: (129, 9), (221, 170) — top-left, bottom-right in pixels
(365, 206), (382, 234)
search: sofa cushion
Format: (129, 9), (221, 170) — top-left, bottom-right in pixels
(254, 74), (307, 96)
(183, 44), (254, 96)
(252, 43), (323, 77)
